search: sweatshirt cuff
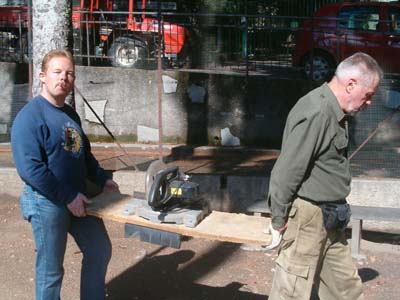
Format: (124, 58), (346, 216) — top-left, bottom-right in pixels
(97, 173), (110, 189)
(64, 190), (79, 204)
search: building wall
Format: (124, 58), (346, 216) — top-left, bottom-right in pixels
(0, 62), (310, 147)
(73, 65), (311, 147)
(2, 62), (399, 161)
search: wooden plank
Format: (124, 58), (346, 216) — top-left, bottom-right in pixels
(87, 192), (271, 246)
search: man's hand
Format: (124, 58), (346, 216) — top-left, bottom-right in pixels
(263, 222), (287, 250)
(103, 179), (120, 193)
(67, 193), (92, 217)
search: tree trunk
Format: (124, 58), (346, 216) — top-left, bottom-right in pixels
(31, 0), (72, 97)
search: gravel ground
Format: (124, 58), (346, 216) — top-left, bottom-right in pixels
(1, 193), (399, 300)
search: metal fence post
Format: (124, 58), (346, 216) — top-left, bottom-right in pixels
(85, 13), (90, 66)
(157, 0), (164, 162)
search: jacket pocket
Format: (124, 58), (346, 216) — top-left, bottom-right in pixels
(334, 131), (348, 154)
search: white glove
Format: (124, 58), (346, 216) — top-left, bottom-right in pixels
(263, 222), (283, 250)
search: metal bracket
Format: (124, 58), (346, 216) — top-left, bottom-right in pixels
(124, 223), (181, 249)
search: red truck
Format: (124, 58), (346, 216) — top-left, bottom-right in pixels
(0, 0), (191, 68)
(292, 1), (400, 81)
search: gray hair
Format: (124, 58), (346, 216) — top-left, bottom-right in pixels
(335, 52), (383, 85)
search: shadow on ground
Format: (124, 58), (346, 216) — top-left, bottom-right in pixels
(105, 243), (267, 300)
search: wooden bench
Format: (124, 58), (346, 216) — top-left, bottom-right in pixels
(246, 200), (400, 259)
(350, 205), (400, 259)
(246, 199), (271, 216)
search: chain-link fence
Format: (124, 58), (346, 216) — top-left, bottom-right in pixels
(2, 2), (400, 179)
(2, 4), (399, 77)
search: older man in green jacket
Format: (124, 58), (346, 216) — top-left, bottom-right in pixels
(268, 52), (382, 300)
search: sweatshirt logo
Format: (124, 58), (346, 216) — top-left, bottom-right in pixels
(62, 123), (82, 157)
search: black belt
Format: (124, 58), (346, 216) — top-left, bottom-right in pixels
(299, 197), (347, 206)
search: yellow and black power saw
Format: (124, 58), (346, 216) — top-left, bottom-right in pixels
(145, 160), (205, 212)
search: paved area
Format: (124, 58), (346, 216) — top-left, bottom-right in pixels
(1, 142), (400, 299)
(1, 193), (400, 300)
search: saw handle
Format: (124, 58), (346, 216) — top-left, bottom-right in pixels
(148, 166), (180, 210)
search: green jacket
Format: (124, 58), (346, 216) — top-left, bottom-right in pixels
(268, 83), (350, 228)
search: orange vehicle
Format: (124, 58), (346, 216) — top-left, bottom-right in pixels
(97, 0), (191, 68)
(0, 0), (109, 62)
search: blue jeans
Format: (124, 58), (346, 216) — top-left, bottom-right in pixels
(20, 185), (112, 300)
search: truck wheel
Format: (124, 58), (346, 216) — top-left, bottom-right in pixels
(303, 53), (335, 82)
(108, 37), (148, 68)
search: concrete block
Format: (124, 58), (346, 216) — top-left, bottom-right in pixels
(347, 178), (400, 233)
(84, 100), (107, 124)
(162, 75), (178, 94)
(349, 178), (400, 208)
(137, 125), (159, 143)
(221, 128), (240, 146)
(0, 123), (7, 134)
(112, 170), (146, 196)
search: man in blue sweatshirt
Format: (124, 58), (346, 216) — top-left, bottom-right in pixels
(11, 49), (119, 300)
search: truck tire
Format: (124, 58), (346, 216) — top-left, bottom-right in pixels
(108, 37), (148, 68)
(302, 52), (335, 82)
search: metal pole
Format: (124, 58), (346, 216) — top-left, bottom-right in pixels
(244, 0), (248, 78)
(349, 108), (399, 160)
(157, 0), (163, 162)
(74, 85), (139, 171)
(18, 12), (22, 62)
(85, 13), (90, 66)
(27, 0), (32, 98)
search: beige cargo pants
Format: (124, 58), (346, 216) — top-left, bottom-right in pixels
(269, 198), (363, 300)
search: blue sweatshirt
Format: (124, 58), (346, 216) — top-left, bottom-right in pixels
(11, 95), (109, 204)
